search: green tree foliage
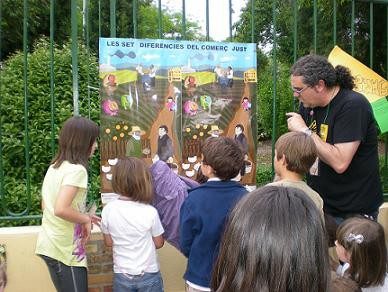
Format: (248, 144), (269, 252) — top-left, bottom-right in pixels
(1, 0), (154, 59)
(89, 1), (205, 48)
(87, 0), (153, 51)
(0, 0), (72, 60)
(1, 0), (205, 60)
(234, 0), (387, 139)
(160, 12), (206, 41)
(235, 0), (387, 75)
(0, 38), (100, 223)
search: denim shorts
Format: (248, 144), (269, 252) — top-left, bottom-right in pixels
(113, 271), (164, 292)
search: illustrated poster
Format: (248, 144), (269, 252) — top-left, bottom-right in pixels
(99, 38), (257, 192)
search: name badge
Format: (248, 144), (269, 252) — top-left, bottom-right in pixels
(320, 124), (328, 142)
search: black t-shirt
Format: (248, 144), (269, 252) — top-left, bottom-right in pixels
(300, 88), (383, 217)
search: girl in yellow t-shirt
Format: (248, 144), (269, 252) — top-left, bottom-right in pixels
(35, 116), (99, 292)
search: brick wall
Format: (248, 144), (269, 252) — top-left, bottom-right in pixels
(86, 232), (113, 292)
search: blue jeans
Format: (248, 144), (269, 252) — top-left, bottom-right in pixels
(39, 254), (88, 292)
(113, 271), (164, 292)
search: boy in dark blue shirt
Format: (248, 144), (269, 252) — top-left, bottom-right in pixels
(179, 137), (248, 291)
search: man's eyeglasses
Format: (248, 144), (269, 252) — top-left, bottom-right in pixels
(292, 85), (310, 95)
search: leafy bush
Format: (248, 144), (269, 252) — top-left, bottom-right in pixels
(0, 38), (100, 225)
(256, 164), (273, 187)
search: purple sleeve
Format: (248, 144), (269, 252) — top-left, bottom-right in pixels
(150, 161), (198, 250)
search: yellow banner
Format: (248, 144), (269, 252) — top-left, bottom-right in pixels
(328, 46), (388, 103)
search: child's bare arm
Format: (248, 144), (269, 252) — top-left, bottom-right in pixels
(152, 235), (164, 249)
(54, 185), (90, 224)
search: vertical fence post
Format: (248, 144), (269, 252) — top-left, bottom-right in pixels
(133, 0), (138, 38)
(271, 0), (278, 175)
(71, 0), (79, 116)
(83, 0), (87, 40)
(351, 0), (355, 56)
(229, 0), (232, 40)
(84, 0), (91, 118)
(23, 0), (31, 213)
(110, 0), (116, 37)
(251, 0), (255, 43)
(182, 0), (186, 40)
(158, 0), (162, 39)
(313, 0), (317, 53)
(98, 0), (101, 37)
(385, 5), (388, 194)
(206, 0), (209, 41)
(369, 2), (373, 68)
(293, 0), (298, 111)
(50, 0), (55, 155)
(293, 0), (298, 63)
(333, 0), (337, 46)
(0, 0), (4, 214)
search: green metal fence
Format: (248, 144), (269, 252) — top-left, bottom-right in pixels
(0, 0), (387, 222)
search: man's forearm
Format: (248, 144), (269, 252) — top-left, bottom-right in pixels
(311, 133), (360, 174)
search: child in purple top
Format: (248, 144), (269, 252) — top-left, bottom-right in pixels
(150, 160), (199, 250)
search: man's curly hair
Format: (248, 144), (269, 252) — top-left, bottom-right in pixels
(291, 54), (354, 90)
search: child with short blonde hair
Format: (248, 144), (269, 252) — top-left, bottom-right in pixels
(101, 157), (164, 292)
(269, 131), (324, 217)
(335, 217), (387, 291)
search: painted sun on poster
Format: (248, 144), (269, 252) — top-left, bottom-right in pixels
(99, 38), (257, 192)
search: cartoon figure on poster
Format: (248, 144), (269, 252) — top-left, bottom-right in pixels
(102, 99), (119, 116)
(234, 124), (248, 159)
(184, 75), (197, 97)
(226, 66), (233, 87)
(214, 65), (223, 84)
(120, 83), (136, 111)
(200, 95), (212, 114)
(126, 126), (150, 158)
(102, 74), (118, 96)
(242, 97), (251, 111)
(136, 64), (157, 92)
(166, 96), (177, 111)
(149, 65), (157, 87)
(153, 125), (174, 163)
(183, 100), (198, 116)
(213, 65), (233, 91)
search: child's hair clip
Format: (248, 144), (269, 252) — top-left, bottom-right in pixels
(346, 233), (364, 244)
(363, 214), (376, 221)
